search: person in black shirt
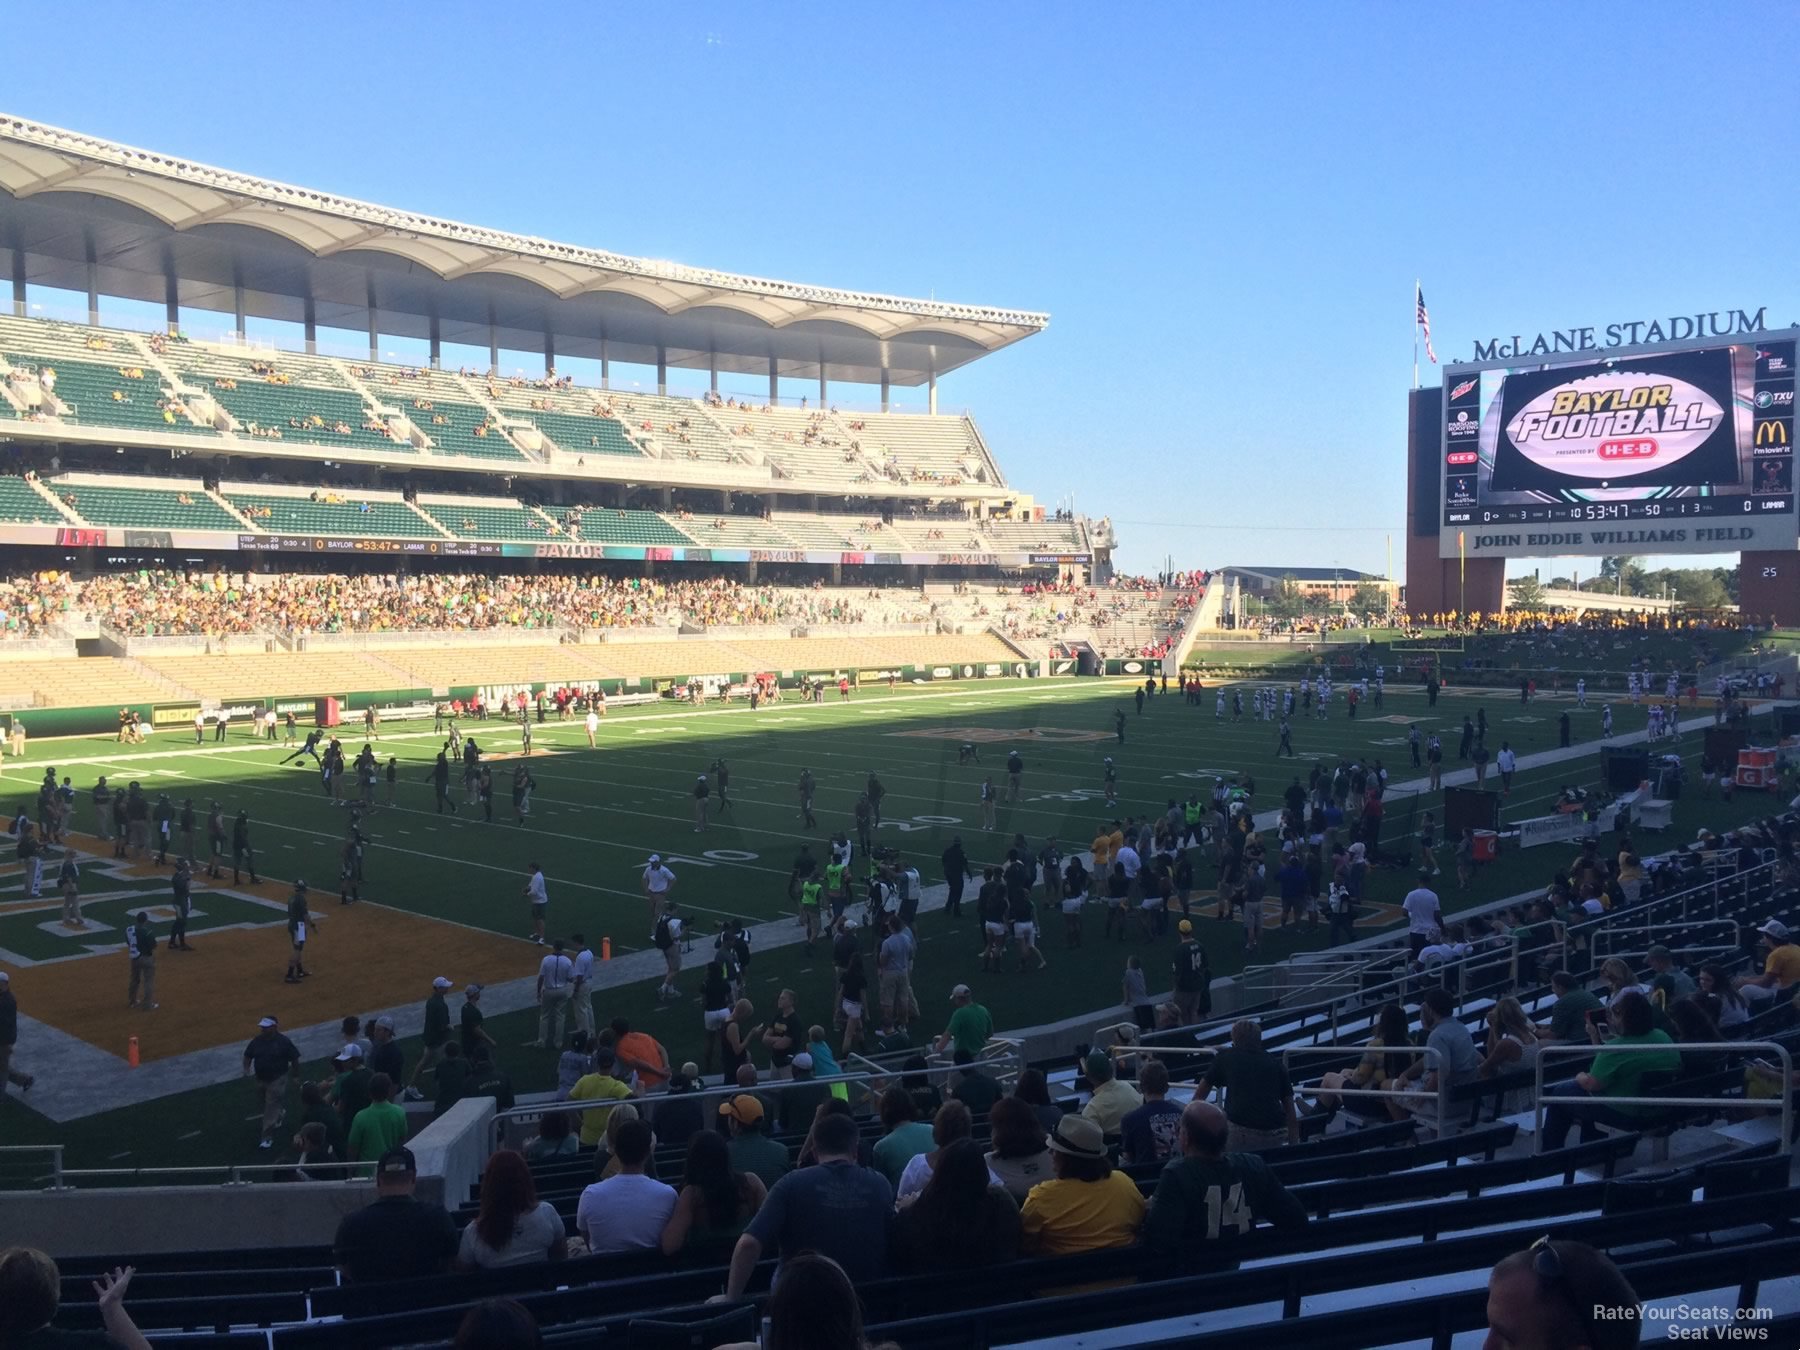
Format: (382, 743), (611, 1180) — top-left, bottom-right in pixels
(232, 811), (259, 885)
(460, 984), (495, 1059)
(1006, 879), (1046, 972)
(796, 767), (817, 828)
(701, 958), (733, 1075)
(838, 954), (868, 1056)
(978, 869), (1008, 973)
(465, 1044), (514, 1113)
(333, 1147), (458, 1282)
(111, 785), (129, 859)
(942, 837), (971, 918)
(282, 728), (322, 766)
(243, 1015), (301, 1149)
(865, 772), (886, 827)
(169, 859), (194, 951)
(205, 802), (226, 878)
(854, 794), (873, 858)
(177, 798), (197, 863)
(367, 1016), (404, 1084)
(654, 1068), (706, 1151)
(762, 988), (801, 1075)
(424, 750), (456, 815)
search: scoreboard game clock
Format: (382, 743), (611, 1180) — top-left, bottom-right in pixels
(1441, 331), (1798, 558)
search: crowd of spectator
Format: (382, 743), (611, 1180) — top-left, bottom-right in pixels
(0, 571), (959, 639)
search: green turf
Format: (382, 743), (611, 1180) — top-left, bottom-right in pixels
(0, 676), (1789, 1174)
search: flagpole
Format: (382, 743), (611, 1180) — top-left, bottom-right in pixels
(1412, 279), (1420, 390)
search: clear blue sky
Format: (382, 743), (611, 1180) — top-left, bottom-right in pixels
(6, 2), (1796, 576)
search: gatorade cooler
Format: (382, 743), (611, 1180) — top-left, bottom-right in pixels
(1472, 830), (1499, 862)
(1735, 747), (1776, 790)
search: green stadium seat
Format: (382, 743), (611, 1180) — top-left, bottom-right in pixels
(227, 493), (441, 539)
(50, 482), (241, 532)
(421, 503), (557, 542)
(555, 507), (694, 547)
(4, 352), (213, 438)
(514, 409), (642, 458)
(0, 476), (67, 524)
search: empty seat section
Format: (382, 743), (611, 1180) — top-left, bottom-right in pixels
(381, 646), (594, 688)
(607, 391), (739, 462)
(0, 313), (213, 437)
(518, 408), (642, 458)
(421, 503), (556, 542)
(0, 657), (179, 706)
(50, 482), (241, 532)
(559, 509), (694, 547)
(360, 368), (525, 463)
(848, 411), (996, 485)
(227, 493), (441, 539)
(169, 349), (401, 453)
(668, 515), (801, 549)
(769, 515), (857, 549)
(134, 651), (397, 699)
(0, 475), (67, 524)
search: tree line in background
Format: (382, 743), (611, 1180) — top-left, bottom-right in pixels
(1506, 558), (1738, 612)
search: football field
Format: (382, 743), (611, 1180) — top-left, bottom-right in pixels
(0, 674), (1783, 1171)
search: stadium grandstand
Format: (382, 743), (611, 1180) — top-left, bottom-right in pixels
(3, 114), (1799, 1350)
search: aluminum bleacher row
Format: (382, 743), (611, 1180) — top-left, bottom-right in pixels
(34, 842), (1799, 1348)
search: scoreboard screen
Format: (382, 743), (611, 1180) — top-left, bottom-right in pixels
(1441, 332), (1796, 558)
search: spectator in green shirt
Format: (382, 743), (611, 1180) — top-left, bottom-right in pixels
(934, 984), (993, 1058)
(346, 1073), (409, 1161)
(872, 1087), (935, 1185)
(1143, 1101), (1307, 1260)
(1540, 991), (1681, 1149)
(720, 1093), (791, 1189)
(1537, 971), (1603, 1042)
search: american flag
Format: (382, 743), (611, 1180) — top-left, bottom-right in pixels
(1416, 284), (1438, 364)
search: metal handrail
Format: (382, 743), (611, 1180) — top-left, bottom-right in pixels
(1241, 951), (1389, 1008)
(1130, 859), (1780, 1067)
(488, 1045), (1025, 1153)
(1281, 1043), (1452, 1138)
(1532, 1040), (1793, 1156)
(26, 1159), (377, 1191)
(0, 1144), (63, 1189)
(1592, 920), (1741, 963)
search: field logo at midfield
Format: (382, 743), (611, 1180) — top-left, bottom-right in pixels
(890, 727), (1115, 744)
(1367, 715), (1424, 725)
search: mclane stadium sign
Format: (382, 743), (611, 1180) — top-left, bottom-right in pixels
(1468, 308), (1772, 363)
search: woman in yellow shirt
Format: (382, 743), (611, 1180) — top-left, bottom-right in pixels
(1019, 1116), (1145, 1256)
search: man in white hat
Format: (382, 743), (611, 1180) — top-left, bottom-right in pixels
(0, 971), (32, 1096)
(642, 854), (676, 927)
(1735, 920), (1800, 1005)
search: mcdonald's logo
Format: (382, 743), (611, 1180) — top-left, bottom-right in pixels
(1755, 420), (1789, 446)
